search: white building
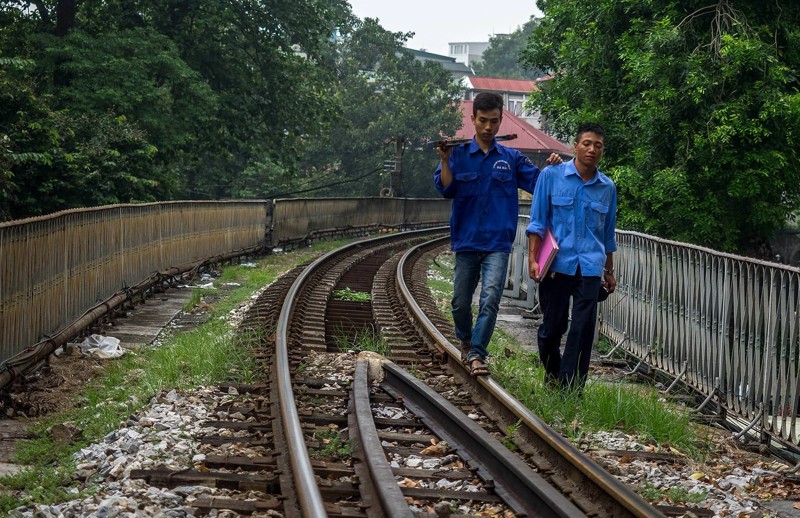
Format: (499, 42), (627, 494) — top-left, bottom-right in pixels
(448, 41), (492, 66)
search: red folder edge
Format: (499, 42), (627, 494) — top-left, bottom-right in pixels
(536, 229), (559, 281)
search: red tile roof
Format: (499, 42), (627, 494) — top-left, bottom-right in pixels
(468, 77), (537, 93)
(456, 100), (572, 155)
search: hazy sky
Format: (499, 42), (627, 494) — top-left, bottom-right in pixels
(346, 1), (543, 57)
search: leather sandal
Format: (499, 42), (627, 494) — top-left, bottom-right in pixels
(469, 359), (490, 377)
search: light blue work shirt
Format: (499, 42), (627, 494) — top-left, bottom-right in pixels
(434, 138), (539, 252)
(526, 159), (617, 277)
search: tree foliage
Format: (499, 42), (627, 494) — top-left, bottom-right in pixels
(522, 0), (800, 254)
(473, 16), (545, 80)
(296, 18), (462, 198)
(0, 1), (462, 218)
(0, 0), (351, 218)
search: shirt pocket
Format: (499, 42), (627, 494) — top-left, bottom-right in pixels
(551, 196), (574, 227)
(589, 201), (609, 234)
(454, 171), (480, 197)
(491, 171), (516, 197)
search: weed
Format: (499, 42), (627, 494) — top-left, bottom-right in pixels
(332, 287), (371, 302)
(502, 421), (522, 451)
(666, 486), (706, 504)
(639, 482), (662, 501)
(333, 324), (390, 356)
(595, 336), (614, 355)
(311, 429), (352, 460)
(183, 289), (203, 311)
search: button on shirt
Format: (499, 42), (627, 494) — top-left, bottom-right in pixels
(526, 160), (617, 277)
(434, 139), (539, 252)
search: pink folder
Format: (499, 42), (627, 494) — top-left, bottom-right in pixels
(536, 229), (559, 281)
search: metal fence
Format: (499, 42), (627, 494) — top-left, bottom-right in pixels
(0, 198), (452, 365)
(271, 197), (450, 244)
(0, 201), (270, 362)
(505, 218), (799, 449)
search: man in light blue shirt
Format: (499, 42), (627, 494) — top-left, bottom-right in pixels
(434, 92), (561, 376)
(527, 123), (617, 390)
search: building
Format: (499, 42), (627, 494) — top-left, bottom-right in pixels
(463, 77), (541, 128)
(456, 99), (572, 169)
(448, 41), (493, 66)
(404, 48), (474, 78)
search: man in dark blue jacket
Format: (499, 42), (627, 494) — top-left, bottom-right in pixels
(434, 92), (560, 376)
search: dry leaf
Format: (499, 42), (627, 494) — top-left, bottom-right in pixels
(420, 440), (449, 456)
(398, 477), (419, 488)
(690, 472), (705, 480)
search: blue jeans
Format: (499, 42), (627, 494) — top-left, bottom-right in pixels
(452, 251), (510, 361)
(537, 269), (601, 389)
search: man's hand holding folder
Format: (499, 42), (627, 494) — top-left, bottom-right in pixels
(528, 229), (559, 282)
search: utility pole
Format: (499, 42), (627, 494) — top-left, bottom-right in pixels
(390, 136), (404, 197)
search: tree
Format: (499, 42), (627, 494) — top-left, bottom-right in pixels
(0, 58), (166, 219)
(522, 0), (800, 254)
(295, 18), (462, 198)
(473, 16), (544, 80)
(0, 0), (354, 213)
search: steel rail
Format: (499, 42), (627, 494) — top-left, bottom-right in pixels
(395, 238), (665, 518)
(381, 360), (584, 517)
(275, 227), (447, 517)
(351, 359), (413, 517)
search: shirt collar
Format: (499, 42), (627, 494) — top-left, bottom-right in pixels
(468, 137), (498, 155)
(565, 159), (606, 185)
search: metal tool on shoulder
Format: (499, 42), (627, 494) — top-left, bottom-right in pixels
(425, 134), (518, 149)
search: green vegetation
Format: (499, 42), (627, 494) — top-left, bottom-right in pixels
(333, 287), (372, 302)
(0, 242), (347, 512)
(182, 287), (218, 312)
(332, 325), (390, 356)
(473, 16), (545, 80)
(639, 482), (662, 502)
(0, 2), (460, 220)
(638, 482), (708, 505)
(427, 254), (706, 457)
(299, 18), (461, 198)
(522, 1), (800, 254)
(310, 429), (352, 460)
(666, 486), (707, 505)
(502, 421), (522, 451)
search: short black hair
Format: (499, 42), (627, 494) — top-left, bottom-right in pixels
(473, 92), (504, 116)
(575, 122), (605, 142)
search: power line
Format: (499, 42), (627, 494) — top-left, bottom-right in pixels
(266, 166), (384, 198)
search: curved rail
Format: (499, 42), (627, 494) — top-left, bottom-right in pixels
(381, 360), (583, 517)
(396, 238), (665, 518)
(351, 359), (413, 517)
(275, 227), (447, 516)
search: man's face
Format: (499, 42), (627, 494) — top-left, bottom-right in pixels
(573, 131), (605, 169)
(471, 108), (502, 145)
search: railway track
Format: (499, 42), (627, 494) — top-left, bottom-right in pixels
(126, 229), (666, 516)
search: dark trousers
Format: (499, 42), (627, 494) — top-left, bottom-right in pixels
(537, 270), (601, 389)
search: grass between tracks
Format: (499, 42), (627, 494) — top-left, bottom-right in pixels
(427, 253), (712, 460)
(0, 239), (352, 512)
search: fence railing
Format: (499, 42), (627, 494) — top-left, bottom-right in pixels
(271, 197), (450, 244)
(0, 201), (271, 362)
(506, 218), (799, 449)
(0, 198), (452, 365)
